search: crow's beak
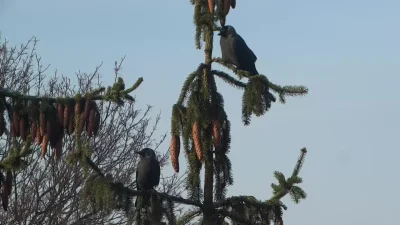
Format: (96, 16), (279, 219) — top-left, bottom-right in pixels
(217, 32), (221, 36)
(134, 150), (142, 155)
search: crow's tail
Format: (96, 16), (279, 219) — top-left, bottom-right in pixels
(249, 65), (258, 76)
(135, 193), (150, 208)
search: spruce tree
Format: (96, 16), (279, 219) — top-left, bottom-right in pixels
(169, 1), (309, 224)
(0, 1), (309, 224)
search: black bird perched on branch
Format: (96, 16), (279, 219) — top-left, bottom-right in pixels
(219, 25), (259, 76)
(135, 148), (161, 208)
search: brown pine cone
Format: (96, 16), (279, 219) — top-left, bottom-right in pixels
(41, 134), (49, 158)
(230, 0), (236, 8)
(19, 116), (27, 141)
(12, 111), (19, 137)
(63, 104), (70, 128)
(208, 0), (214, 13)
(46, 119), (53, 141)
(31, 122), (37, 141)
(223, 0), (231, 16)
(1, 185), (8, 211)
(57, 104), (64, 129)
(0, 114), (4, 136)
(192, 121), (203, 162)
(67, 112), (75, 135)
(39, 111), (46, 136)
(88, 109), (96, 137)
(36, 126), (42, 145)
(170, 135), (180, 173)
(54, 134), (63, 162)
(212, 120), (221, 150)
(6, 171), (12, 196)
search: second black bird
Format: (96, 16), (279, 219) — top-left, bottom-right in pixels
(135, 148), (161, 208)
(219, 25), (259, 76)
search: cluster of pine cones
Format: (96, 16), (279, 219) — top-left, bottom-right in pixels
(0, 97), (101, 160)
(207, 0), (236, 26)
(170, 120), (221, 173)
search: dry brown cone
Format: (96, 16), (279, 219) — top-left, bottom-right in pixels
(31, 122), (37, 141)
(63, 104), (70, 128)
(1, 185), (8, 211)
(83, 99), (92, 122)
(46, 119), (53, 141)
(12, 111), (19, 137)
(6, 171), (12, 196)
(67, 112), (75, 135)
(220, 16), (226, 27)
(93, 107), (100, 135)
(41, 134), (49, 158)
(57, 104), (64, 129)
(0, 114), (5, 136)
(36, 126), (42, 145)
(230, 0), (236, 8)
(170, 135), (180, 173)
(192, 121), (203, 162)
(19, 116), (27, 141)
(54, 134), (63, 162)
(208, 0), (214, 13)
(39, 111), (46, 136)
(212, 120), (221, 150)
(10, 120), (15, 138)
(87, 109), (96, 137)
(223, 0), (231, 16)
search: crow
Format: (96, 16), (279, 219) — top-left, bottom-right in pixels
(135, 148), (160, 208)
(218, 25), (259, 76)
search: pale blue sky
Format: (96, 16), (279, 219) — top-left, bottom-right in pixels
(1, 0), (400, 224)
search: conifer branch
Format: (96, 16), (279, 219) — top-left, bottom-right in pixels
(218, 209), (253, 224)
(177, 64), (204, 105)
(212, 70), (246, 89)
(214, 148), (307, 209)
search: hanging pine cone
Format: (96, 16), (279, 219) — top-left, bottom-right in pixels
(0, 114), (4, 136)
(19, 115), (28, 141)
(212, 120), (221, 150)
(12, 111), (19, 137)
(87, 108), (96, 137)
(39, 111), (46, 136)
(223, 0), (231, 16)
(6, 171), (12, 196)
(31, 121), (37, 141)
(208, 0), (214, 13)
(1, 185), (8, 211)
(54, 134), (63, 162)
(63, 103), (70, 128)
(192, 121), (203, 161)
(170, 135), (180, 173)
(230, 0), (236, 8)
(41, 134), (49, 158)
(36, 126), (42, 145)
(57, 104), (64, 129)
(67, 111), (75, 135)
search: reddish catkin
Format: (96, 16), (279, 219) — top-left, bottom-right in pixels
(19, 116), (27, 141)
(12, 111), (19, 137)
(39, 111), (46, 136)
(212, 120), (221, 150)
(31, 122), (37, 141)
(192, 121), (203, 162)
(170, 135), (180, 173)
(36, 127), (42, 145)
(88, 109), (96, 137)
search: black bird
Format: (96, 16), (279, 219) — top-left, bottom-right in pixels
(218, 25), (259, 75)
(135, 148), (161, 208)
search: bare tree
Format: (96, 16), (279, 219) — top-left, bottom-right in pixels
(0, 36), (185, 225)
